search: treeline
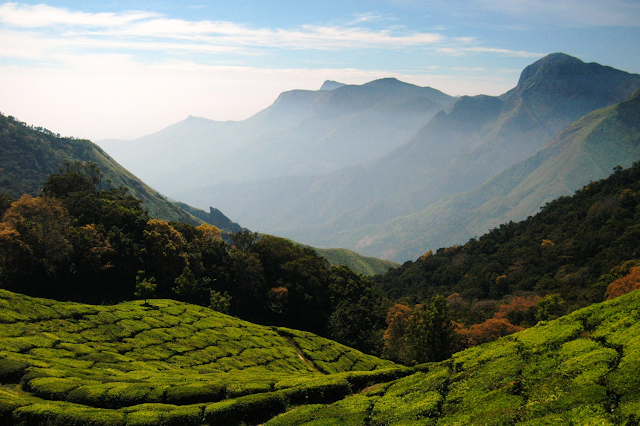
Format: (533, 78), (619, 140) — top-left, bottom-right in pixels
(376, 162), (640, 355)
(0, 162), (388, 355)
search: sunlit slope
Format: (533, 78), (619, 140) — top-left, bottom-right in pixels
(0, 290), (406, 425)
(0, 113), (204, 226)
(269, 290), (640, 425)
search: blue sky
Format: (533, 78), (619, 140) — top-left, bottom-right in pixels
(0, 0), (638, 140)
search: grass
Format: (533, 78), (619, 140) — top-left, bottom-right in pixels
(0, 289), (405, 425)
(268, 289), (640, 425)
(3, 288), (639, 424)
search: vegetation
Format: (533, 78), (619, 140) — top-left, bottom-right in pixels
(0, 289), (408, 425)
(0, 164), (389, 355)
(0, 112), (238, 231)
(267, 289), (640, 425)
(377, 161), (640, 334)
(308, 246), (399, 276)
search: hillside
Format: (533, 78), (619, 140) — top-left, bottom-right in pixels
(336, 88), (640, 260)
(268, 289), (640, 425)
(1, 287), (638, 425)
(0, 114), (199, 225)
(305, 246), (399, 276)
(0, 113), (247, 233)
(177, 54), (640, 260)
(375, 160), (640, 314)
(0, 290), (407, 425)
(99, 78), (455, 194)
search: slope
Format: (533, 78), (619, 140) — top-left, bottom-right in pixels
(373, 160), (640, 312)
(178, 54), (640, 257)
(338, 88), (640, 261)
(0, 113), (243, 232)
(0, 290), (407, 425)
(268, 288), (640, 425)
(99, 78), (455, 193)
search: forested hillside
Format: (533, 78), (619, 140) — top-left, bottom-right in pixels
(0, 165), (388, 355)
(0, 113), (240, 232)
(377, 161), (640, 319)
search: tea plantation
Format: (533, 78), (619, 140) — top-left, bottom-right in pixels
(2, 288), (639, 425)
(0, 290), (408, 425)
(268, 289), (640, 425)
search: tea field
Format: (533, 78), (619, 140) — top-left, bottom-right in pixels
(268, 289), (640, 425)
(2, 288), (639, 425)
(0, 290), (408, 425)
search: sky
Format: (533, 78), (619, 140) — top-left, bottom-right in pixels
(0, 0), (638, 141)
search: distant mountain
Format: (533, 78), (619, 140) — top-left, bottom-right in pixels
(319, 80), (345, 90)
(174, 54), (640, 260)
(99, 78), (456, 193)
(0, 113), (242, 232)
(335, 88), (640, 260)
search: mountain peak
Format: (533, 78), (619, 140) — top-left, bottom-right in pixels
(517, 52), (586, 87)
(320, 80), (345, 91)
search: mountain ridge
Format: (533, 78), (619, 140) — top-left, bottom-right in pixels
(175, 53), (640, 260)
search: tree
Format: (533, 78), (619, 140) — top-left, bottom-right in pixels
(173, 266), (211, 305)
(42, 161), (103, 198)
(606, 266), (640, 299)
(383, 304), (413, 364)
(406, 295), (455, 363)
(209, 290), (231, 314)
(134, 270), (157, 305)
(536, 294), (565, 321)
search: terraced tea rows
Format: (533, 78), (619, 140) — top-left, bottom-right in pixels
(268, 289), (640, 425)
(0, 290), (407, 425)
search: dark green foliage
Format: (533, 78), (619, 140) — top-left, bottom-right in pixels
(405, 295), (455, 363)
(1, 165), (389, 354)
(378, 161), (640, 322)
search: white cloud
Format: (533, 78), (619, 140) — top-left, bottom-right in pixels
(0, 3), (444, 52)
(437, 46), (546, 58)
(0, 2), (157, 27)
(478, 0), (640, 27)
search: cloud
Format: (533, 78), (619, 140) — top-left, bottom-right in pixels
(347, 12), (397, 25)
(0, 2), (157, 27)
(437, 46), (545, 58)
(0, 3), (443, 53)
(478, 0), (640, 27)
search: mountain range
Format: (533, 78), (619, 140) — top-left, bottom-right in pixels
(99, 78), (455, 193)
(110, 53), (640, 261)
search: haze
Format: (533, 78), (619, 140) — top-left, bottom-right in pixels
(0, 0), (639, 141)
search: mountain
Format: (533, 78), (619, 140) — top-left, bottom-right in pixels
(0, 113), (242, 233)
(268, 288), (640, 425)
(319, 80), (345, 90)
(173, 54), (640, 260)
(336, 88), (640, 260)
(98, 78), (456, 194)
(374, 159), (640, 308)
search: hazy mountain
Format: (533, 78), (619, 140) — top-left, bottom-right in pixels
(99, 78), (456, 193)
(319, 80), (345, 90)
(174, 54), (640, 260)
(338, 89), (640, 261)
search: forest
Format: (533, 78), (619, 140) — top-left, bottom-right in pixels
(2, 160), (640, 367)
